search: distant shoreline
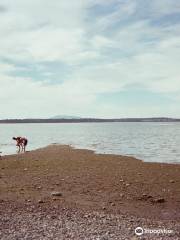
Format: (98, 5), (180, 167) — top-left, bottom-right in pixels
(0, 117), (180, 123)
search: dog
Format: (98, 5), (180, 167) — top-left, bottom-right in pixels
(12, 137), (28, 153)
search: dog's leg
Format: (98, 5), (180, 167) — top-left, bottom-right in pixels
(17, 145), (21, 153)
(22, 144), (25, 153)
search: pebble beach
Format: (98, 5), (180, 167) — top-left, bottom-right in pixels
(0, 145), (180, 239)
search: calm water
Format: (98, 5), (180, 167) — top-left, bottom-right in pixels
(0, 122), (180, 163)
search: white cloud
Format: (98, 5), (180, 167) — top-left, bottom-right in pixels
(0, 71), (96, 118)
(0, 0), (180, 118)
(0, 0), (91, 63)
(151, 0), (180, 15)
(92, 0), (137, 31)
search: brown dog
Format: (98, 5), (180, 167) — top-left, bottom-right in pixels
(12, 137), (28, 153)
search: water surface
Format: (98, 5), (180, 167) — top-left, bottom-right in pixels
(0, 122), (179, 163)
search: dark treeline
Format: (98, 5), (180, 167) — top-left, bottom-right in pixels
(0, 118), (180, 123)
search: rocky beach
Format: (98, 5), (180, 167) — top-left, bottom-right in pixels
(0, 145), (180, 239)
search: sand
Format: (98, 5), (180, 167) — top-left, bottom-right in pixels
(0, 145), (180, 239)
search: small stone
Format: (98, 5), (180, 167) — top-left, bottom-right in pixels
(110, 202), (115, 206)
(126, 183), (130, 187)
(153, 198), (165, 203)
(51, 191), (62, 197)
(169, 180), (175, 183)
(38, 200), (44, 204)
(24, 168), (28, 171)
(52, 197), (58, 201)
(143, 193), (152, 198)
(138, 194), (153, 201)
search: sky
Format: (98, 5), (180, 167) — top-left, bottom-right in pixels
(0, 0), (180, 119)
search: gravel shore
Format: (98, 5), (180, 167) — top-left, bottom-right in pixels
(0, 145), (180, 239)
(1, 201), (179, 240)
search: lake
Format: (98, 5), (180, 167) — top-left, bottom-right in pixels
(0, 122), (180, 163)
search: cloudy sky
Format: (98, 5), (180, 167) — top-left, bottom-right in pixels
(0, 0), (180, 119)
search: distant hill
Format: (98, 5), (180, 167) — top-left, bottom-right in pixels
(51, 115), (81, 119)
(0, 117), (180, 123)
